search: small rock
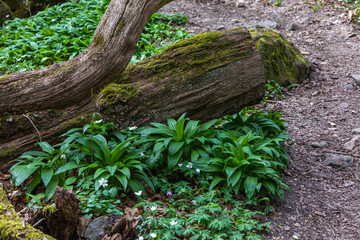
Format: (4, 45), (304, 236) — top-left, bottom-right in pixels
(84, 214), (121, 240)
(331, 19), (341, 25)
(231, 19), (239, 23)
(257, 20), (277, 29)
(285, 23), (299, 31)
(344, 181), (355, 187)
(216, 25), (225, 30)
(311, 141), (329, 149)
(343, 84), (354, 90)
(338, 102), (349, 108)
(352, 128), (360, 134)
(300, 17), (311, 25)
(202, 18), (212, 23)
(344, 135), (360, 150)
(351, 75), (360, 85)
(324, 153), (353, 168)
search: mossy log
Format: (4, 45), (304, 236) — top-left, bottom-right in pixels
(0, 27), (309, 167)
(0, 186), (55, 239)
(97, 27), (265, 128)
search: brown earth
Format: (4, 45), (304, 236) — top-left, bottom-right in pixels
(159, 0), (360, 239)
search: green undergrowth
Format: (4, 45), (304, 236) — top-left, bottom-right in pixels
(9, 109), (291, 239)
(0, 0), (191, 75)
(344, 0), (360, 22)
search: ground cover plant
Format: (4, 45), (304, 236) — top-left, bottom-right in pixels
(9, 109), (290, 239)
(343, 0), (360, 22)
(0, 0), (192, 75)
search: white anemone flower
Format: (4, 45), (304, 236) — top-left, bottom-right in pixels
(139, 237), (144, 240)
(129, 126), (138, 131)
(94, 119), (103, 124)
(60, 154), (66, 160)
(98, 178), (108, 188)
(196, 169), (200, 173)
(149, 206), (157, 211)
(150, 233), (156, 238)
(170, 220), (178, 226)
(134, 190), (142, 196)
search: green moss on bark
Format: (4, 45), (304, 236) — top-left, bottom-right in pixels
(249, 27), (310, 86)
(0, 188), (55, 240)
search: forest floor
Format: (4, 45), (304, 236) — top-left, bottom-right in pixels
(159, 0), (360, 239)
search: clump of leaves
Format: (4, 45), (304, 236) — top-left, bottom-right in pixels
(140, 113), (217, 170)
(263, 79), (285, 103)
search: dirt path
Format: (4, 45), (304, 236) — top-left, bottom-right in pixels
(160, 1), (360, 239)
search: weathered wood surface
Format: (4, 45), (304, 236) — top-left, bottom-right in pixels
(97, 27), (265, 128)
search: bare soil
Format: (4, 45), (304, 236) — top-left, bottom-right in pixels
(160, 0), (360, 239)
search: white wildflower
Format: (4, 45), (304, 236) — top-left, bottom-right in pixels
(98, 178), (108, 188)
(186, 162), (193, 169)
(149, 206), (157, 211)
(140, 152), (145, 156)
(170, 220), (177, 226)
(129, 126), (138, 131)
(5, 15), (9, 18)
(150, 233), (156, 238)
(134, 190), (142, 196)
(139, 237), (144, 240)
(191, 200), (196, 205)
(60, 154), (66, 160)
(94, 119), (102, 124)
(196, 169), (200, 173)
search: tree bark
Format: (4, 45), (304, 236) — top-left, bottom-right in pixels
(97, 27), (265, 128)
(0, 0), (173, 117)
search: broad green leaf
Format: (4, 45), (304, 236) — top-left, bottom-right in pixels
(41, 168), (54, 187)
(26, 174), (41, 193)
(244, 176), (258, 198)
(184, 120), (199, 138)
(228, 169), (242, 187)
(175, 119), (185, 140)
(209, 176), (226, 191)
(64, 176), (77, 186)
(198, 119), (217, 132)
(119, 167), (131, 179)
(225, 166), (238, 178)
(45, 178), (59, 202)
(107, 165), (117, 176)
(169, 141), (184, 155)
(191, 150), (200, 162)
(56, 161), (84, 174)
(30, 41), (39, 50)
(38, 142), (55, 154)
(168, 150), (183, 169)
(12, 165), (38, 186)
(94, 168), (106, 179)
(115, 173), (128, 190)
(167, 118), (177, 131)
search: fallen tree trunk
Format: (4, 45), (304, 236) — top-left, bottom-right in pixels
(0, 27), (266, 165)
(0, 26), (311, 165)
